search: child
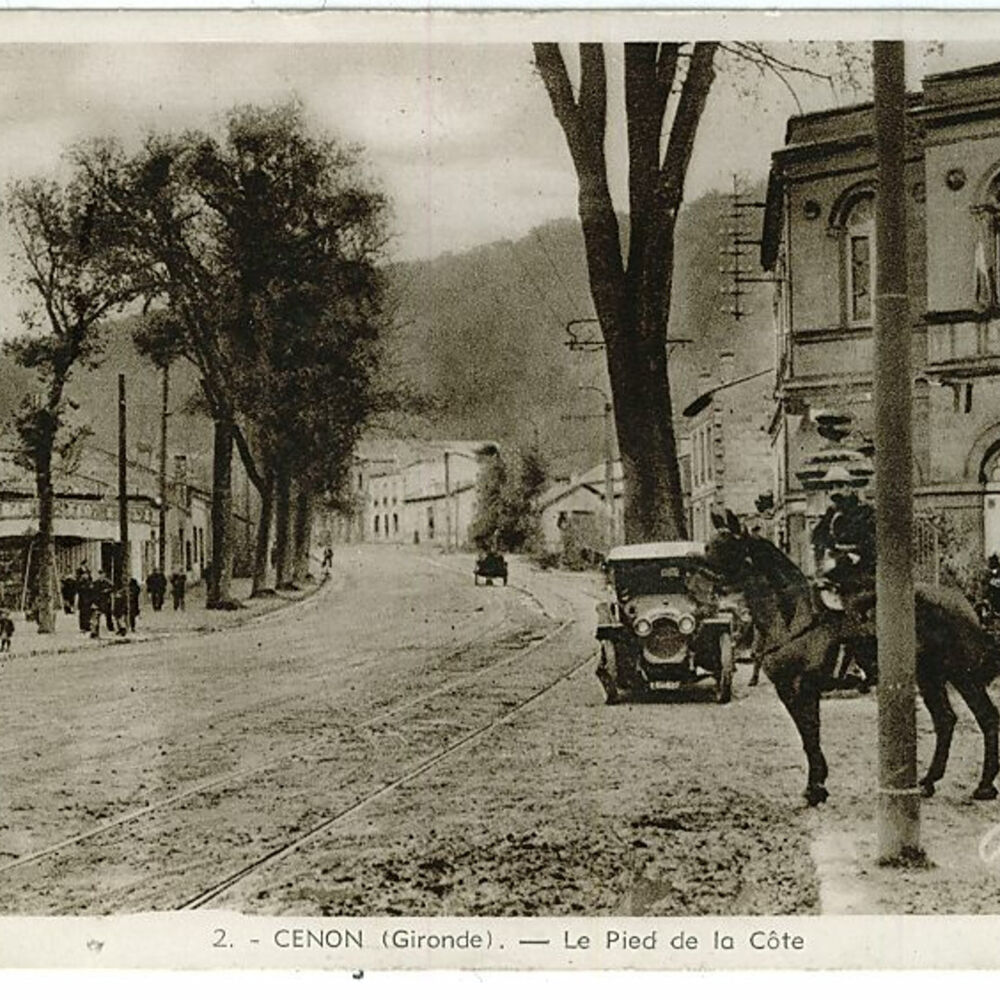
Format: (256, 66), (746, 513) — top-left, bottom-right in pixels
(0, 609), (15, 652)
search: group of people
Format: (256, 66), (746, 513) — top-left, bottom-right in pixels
(59, 562), (190, 639)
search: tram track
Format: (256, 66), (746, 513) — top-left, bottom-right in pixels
(178, 647), (596, 910)
(0, 612), (573, 883)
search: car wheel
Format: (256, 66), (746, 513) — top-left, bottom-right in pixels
(715, 631), (735, 704)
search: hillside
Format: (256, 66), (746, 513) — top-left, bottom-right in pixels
(384, 187), (776, 477)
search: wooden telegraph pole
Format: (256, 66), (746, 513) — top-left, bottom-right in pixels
(873, 40), (921, 861)
(117, 374), (130, 603)
(158, 364), (169, 574)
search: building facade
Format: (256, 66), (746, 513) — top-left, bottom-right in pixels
(762, 60), (1000, 577)
(0, 446), (218, 611)
(537, 460), (624, 556)
(334, 439), (499, 549)
(681, 353), (774, 542)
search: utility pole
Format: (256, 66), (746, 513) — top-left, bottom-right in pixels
(158, 363), (169, 574)
(873, 40), (921, 862)
(117, 374), (130, 607)
(603, 400), (616, 548)
(577, 384), (616, 551)
(443, 450), (452, 553)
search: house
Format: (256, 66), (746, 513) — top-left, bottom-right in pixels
(538, 460), (624, 556)
(761, 59), (1000, 575)
(334, 438), (499, 548)
(681, 352), (774, 541)
(0, 445), (219, 611)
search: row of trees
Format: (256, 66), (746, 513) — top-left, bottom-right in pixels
(470, 444), (548, 555)
(6, 102), (389, 630)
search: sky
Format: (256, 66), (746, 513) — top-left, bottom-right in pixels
(4, 35), (1000, 322)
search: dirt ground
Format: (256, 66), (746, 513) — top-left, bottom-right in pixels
(0, 546), (998, 915)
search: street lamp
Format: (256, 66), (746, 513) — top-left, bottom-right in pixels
(578, 384), (617, 550)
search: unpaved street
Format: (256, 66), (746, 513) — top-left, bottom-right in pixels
(1, 546), (998, 915)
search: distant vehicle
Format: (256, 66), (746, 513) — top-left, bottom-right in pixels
(474, 552), (508, 586)
(595, 541), (739, 705)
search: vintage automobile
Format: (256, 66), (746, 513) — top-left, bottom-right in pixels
(595, 541), (741, 705)
(474, 551), (508, 586)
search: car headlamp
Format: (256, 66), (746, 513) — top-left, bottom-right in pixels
(678, 614), (696, 635)
(634, 618), (652, 637)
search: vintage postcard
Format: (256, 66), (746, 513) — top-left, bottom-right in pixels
(0, 6), (999, 975)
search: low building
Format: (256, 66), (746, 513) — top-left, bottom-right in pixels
(334, 438), (499, 548)
(0, 445), (218, 611)
(538, 460), (624, 556)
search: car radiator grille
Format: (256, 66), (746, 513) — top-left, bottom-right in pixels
(643, 619), (687, 662)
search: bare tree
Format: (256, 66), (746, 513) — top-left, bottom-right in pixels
(534, 42), (845, 542)
(5, 176), (138, 631)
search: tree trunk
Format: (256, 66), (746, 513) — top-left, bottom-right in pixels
(251, 467), (275, 596)
(292, 486), (313, 583)
(607, 319), (686, 542)
(207, 414), (234, 608)
(34, 448), (56, 634)
(274, 463), (293, 589)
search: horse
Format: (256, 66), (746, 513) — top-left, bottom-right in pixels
(704, 510), (1000, 806)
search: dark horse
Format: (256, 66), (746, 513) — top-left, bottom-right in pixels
(704, 511), (1000, 806)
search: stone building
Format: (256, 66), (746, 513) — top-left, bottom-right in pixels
(681, 352), (773, 542)
(334, 438), (499, 549)
(761, 58), (1000, 577)
(537, 460), (624, 557)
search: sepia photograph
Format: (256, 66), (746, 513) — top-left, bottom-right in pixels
(0, 9), (999, 970)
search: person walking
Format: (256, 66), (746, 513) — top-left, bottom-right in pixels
(0, 608), (15, 653)
(146, 567), (166, 611)
(128, 578), (140, 632)
(170, 570), (186, 611)
(60, 575), (77, 615)
(90, 572), (112, 639)
(77, 574), (92, 633)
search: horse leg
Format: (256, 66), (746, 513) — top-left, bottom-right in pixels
(916, 673), (956, 798)
(773, 670), (829, 805)
(950, 673), (999, 800)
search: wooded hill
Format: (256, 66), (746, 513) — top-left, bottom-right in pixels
(382, 188), (776, 477)
(0, 189), (775, 488)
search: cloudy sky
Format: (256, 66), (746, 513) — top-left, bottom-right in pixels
(3, 33), (1000, 272)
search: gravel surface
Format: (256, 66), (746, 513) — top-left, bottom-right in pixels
(1, 546), (997, 915)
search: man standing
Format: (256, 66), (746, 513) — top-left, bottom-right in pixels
(146, 567), (166, 611)
(170, 570), (186, 611)
(90, 571), (112, 638)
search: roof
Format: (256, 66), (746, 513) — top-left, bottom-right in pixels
(538, 459), (623, 510)
(357, 437), (499, 471)
(607, 541), (707, 562)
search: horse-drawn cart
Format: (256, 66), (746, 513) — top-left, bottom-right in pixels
(595, 542), (744, 705)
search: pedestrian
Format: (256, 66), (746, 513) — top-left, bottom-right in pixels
(112, 585), (129, 636)
(77, 574), (92, 633)
(60, 575), (77, 615)
(146, 567), (167, 611)
(0, 608), (14, 653)
(322, 546), (333, 571)
(170, 570), (186, 611)
(128, 578), (140, 632)
(90, 571), (112, 638)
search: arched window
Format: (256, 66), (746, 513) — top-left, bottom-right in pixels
(972, 176), (1000, 312)
(844, 195), (875, 325)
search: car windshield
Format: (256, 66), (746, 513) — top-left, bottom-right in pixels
(609, 559), (704, 598)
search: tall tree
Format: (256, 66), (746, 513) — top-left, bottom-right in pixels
(5, 175), (138, 631)
(534, 42), (846, 542)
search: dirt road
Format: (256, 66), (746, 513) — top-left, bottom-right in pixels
(1, 546), (997, 915)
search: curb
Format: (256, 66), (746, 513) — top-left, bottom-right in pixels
(1, 575), (333, 665)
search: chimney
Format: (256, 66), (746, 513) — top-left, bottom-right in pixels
(719, 351), (736, 388)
